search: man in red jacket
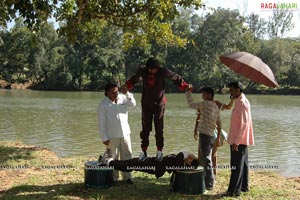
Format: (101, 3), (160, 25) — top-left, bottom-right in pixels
(124, 57), (188, 161)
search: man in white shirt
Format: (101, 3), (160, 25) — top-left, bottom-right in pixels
(97, 82), (136, 184)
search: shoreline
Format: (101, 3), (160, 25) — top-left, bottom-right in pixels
(1, 80), (300, 95)
(1, 87), (300, 96)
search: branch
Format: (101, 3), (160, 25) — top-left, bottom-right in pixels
(76, 0), (89, 24)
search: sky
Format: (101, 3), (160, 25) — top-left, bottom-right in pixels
(197, 0), (300, 37)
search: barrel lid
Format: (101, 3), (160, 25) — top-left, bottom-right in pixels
(177, 166), (204, 173)
(85, 160), (113, 170)
(85, 161), (99, 166)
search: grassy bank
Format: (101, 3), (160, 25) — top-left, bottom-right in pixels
(0, 141), (299, 200)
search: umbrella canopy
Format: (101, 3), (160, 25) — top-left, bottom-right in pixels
(220, 52), (279, 88)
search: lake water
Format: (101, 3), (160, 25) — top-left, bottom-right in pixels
(0, 89), (299, 177)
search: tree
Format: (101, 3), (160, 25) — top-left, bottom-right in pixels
(267, 8), (294, 38)
(285, 40), (300, 86)
(163, 9), (199, 91)
(1, 18), (32, 82)
(0, 0), (203, 48)
(192, 8), (252, 89)
(27, 23), (59, 84)
(0, 30), (9, 80)
(245, 13), (267, 40)
(258, 38), (292, 86)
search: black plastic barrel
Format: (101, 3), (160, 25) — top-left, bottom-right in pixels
(172, 166), (205, 195)
(84, 161), (113, 189)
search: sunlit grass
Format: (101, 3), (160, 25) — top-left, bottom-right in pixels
(1, 141), (299, 200)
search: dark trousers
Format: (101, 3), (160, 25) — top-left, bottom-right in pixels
(228, 144), (249, 195)
(140, 103), (165, 149)
(199, 134), (214, 188)
(109, 158), (156, 175)
(109, 154), (182, 178)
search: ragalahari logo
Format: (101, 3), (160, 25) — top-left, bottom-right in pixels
(260, 2), (298, 11)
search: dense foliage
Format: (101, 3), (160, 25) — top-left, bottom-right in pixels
(0, 0), (202, 47)
(0, 6), (299, 91)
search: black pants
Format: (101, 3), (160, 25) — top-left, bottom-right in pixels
(109, 158), (156, 175)
(140, 103), (165, 149)
(199, 134), (214, 188)
(228, 144), (249, 195)
(109, 154), (183, 178)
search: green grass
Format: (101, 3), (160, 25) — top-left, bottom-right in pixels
(1, 141), (299, 200)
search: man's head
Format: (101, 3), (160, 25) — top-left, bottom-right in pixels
(105, 82), (118, 102)
(199, 86), (214, 100)
(184, 154), (199, 168)
(146, 57), (160, 75)
(228, 81), (243, 98)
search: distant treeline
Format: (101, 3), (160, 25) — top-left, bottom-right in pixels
(0, 8), (299, 92)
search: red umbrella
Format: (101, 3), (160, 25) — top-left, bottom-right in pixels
(220, 52), (279, 88)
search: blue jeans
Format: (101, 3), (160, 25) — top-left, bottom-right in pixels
(199, 133), (215, 188)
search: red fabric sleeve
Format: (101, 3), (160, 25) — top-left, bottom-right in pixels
(125, 80), (134, 90)
(178, 81), (189, 91)
(163, 96), (167, 104)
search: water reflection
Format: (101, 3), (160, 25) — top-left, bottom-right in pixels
(0, 90), (299, 177)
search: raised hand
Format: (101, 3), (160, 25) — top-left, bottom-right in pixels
(120, 85), (128, 94)
(186, 84), (193, 92)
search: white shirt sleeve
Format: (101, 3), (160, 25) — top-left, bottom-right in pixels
(182, 151), (188, 159)
(124, 92), (136, 107)
(97, 103), (109, 142)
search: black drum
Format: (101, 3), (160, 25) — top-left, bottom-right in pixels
(172, 166), (205, 195)
(84, 161), (113, 189)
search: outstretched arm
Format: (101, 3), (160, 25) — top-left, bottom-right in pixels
(215, 96), (235, 110)
(185, 90), (202, 110)
(124, 67), (144, 90)
(164, 68), (189, 91)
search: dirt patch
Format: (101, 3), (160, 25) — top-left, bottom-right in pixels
(0, 80), (32, 89)
(0, 143), (66, 191)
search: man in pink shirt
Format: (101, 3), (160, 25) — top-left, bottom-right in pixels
(225, 82), (254, 197)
